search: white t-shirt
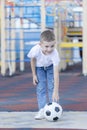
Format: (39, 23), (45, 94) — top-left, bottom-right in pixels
(27, 44), (60, 67)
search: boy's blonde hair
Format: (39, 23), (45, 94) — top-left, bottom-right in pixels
(40, 29), (55, 42)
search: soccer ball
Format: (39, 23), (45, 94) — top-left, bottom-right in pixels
(44, 102), (63, 121)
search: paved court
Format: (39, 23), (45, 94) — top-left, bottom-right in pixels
(0, 111), (87, 129)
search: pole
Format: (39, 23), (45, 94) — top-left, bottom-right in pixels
(11, 1), (16, 74)
(83, 0), (87, 75)
(1, 0), (6, 76)
(20, 1), (24, 71)
(41, 0), (46, 31)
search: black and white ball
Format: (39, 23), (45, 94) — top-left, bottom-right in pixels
(44, 102), (63, 121)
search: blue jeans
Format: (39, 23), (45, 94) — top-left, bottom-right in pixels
(36, 64), (54, 110)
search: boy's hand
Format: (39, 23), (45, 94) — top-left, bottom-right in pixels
(33, 75), (38, 85)
(52, 91), (59, 102)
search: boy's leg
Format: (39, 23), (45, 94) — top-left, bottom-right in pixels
(47, 65), (54, 103)
(36, 67), (47, 110)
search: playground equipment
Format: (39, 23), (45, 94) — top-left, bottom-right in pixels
(0, 0), (42, 76)
(0, 0), (87, 76)
(45, 0), (83, 69)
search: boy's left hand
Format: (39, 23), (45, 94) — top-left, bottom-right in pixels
(52, 91), (59, 102)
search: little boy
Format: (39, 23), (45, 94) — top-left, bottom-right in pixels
(27, 29), (60, 119)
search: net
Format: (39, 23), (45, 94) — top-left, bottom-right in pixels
(45, 0), (74, 16)
(45, 0), (74, 5)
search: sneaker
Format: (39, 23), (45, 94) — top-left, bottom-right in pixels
(35, 108), (45, 120)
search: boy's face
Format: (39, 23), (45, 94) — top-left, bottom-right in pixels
(40, 41), (56, 55)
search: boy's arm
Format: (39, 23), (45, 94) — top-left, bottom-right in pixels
(30, 58), (38, 85)
(52, 65), (59, 102)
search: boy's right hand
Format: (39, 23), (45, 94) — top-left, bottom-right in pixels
(33, 75), (38, 85)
